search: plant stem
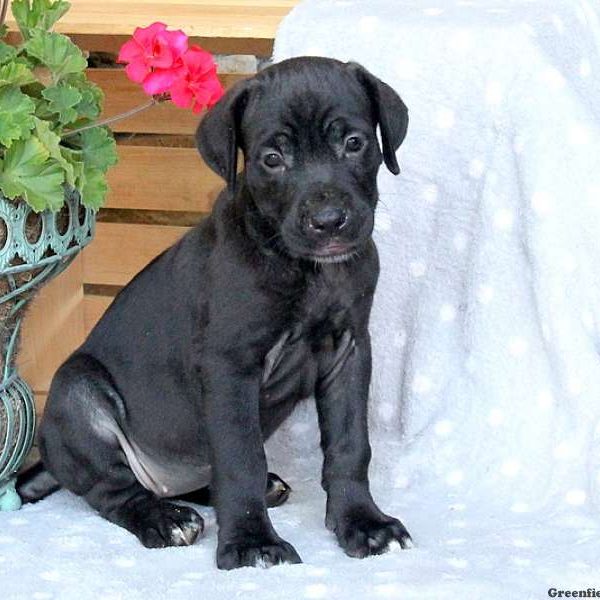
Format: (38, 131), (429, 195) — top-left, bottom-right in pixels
(61, 96), (161, 138)
(0, 0), (9, 30)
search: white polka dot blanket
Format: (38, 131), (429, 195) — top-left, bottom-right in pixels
(3, 1), (600, 598)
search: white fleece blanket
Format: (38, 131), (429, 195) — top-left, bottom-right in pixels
(2, 1), (600, 598)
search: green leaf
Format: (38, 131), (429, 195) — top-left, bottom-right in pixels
(61, 137), (110, 208)
(70, 127), (117, 173)
(39, 0), (70, 31)
(80, 167), (107, 210)
(25, 31), (87, 81)
(0, 86), (36, 147)
(11, 0), (36, 37)
(0, 25), (7, 38)
(0, 137), (65, 212)
(74, 79), (103, 121)
(0, 41), (17, 66)
(11, 0), (71, 39)
(42, 83), (82, 124)
(34, 117), (75, 185)
(60, 145), (85, 193)
(61, 73), (104, 122)
(0, 62), (36, 88)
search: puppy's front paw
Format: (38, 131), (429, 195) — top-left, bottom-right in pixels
(217, 536), (302, 570)
(332, 510), (413, 558)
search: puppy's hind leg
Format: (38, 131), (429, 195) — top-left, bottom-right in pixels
(178, 472), (291, 508)
(40, 354), (204, 548)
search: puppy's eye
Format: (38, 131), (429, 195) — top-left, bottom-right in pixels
(263, 152), (284, 169)
(345, 136), (364, 154)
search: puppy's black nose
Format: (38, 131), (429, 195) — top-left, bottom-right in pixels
(309, 207), (348, 233)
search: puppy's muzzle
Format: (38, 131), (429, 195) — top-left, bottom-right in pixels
(301, 204), (354, 258)
(283, 184), (373, 261)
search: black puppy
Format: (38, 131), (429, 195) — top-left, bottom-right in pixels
(18, 57), (412, 569)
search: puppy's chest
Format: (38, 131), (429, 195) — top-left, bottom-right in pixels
(293, 277), (351, 342)
(257, 269), (358, 402)
(263, 282), (351, 374)
(260, 312), (350, 408)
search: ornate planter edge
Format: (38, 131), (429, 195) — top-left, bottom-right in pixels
(0, 190), (96, 510)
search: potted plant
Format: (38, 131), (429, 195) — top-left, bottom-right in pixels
(0, 0), (118, 510)
(0, 0), (224, 510)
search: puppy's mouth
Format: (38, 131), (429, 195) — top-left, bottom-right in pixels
(307, 242), (357, 264)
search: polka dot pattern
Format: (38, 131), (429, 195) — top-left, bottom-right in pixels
(500, 459), (521, 477)
(412, 374), (432, 394)
(508, 336), (528, 357)
(446, 470), (464, 486)
(409, 261), (427, 278)
(375, 210), (392, 232)
(395, 57), (418, 80)
(422, 184), (439, 204)
(434, 419), (454, 435)
(488, 408), (504, 427)
(476, 285), (494, 304)
(435, 107), (455, 130)
(358, 16), (379, 34)
(439, 304), (456, 322)
(579, 58), (591, 77)
(531, 191), (553, 216)
(304, 583), (330, 599)
(493, 208), (514, 230)
(566, 489), (587, 506)
(468, 158), (485, 179)
(567, 122), (590, 145)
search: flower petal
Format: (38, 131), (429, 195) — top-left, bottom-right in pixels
(169, 79), (193, 109)
(149, 35), (176, 69)
(142, 69), (178, 95)
(183, 46), (216, 76)
(191, 98), (205, 114)
(125, 60), (150, 83)
(163, 29), (189, 59)
(207, 81), (225, 106)
(133, 22), (167, 46)
(117, 38), (143, 64)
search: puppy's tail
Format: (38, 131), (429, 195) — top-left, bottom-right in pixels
(16, 462), (60, 503)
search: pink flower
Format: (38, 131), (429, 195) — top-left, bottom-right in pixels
(117, 22), (188, 95)
(118, 23), (224, 114)
(169, 47), (225, 113)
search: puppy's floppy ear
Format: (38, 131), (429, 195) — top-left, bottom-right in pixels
(195, 79), (255, 194)
(347, 62), (409, 175)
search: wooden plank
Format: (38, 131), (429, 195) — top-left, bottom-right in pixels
(68, 34), (274, 57)
(98, 209), (204, 227)
(106, 146), (223, 212)
(7, 1), (298, 39)
(84, 294), (114, 332)
(87, 70), (247, 135)
(17, 256), (86, 394)
(83, 223), (190, 286)
(34, 393), (47, 420)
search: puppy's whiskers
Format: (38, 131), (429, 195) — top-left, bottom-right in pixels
(310, 248), (359, 266)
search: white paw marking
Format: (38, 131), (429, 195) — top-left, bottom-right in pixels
(254, 556), (271, 569)
(402, 536), (415, 549)
(170, 521), (199, 546)
(386, 540), (404, 553)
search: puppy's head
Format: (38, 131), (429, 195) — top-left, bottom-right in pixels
(196, 57), (408, 263)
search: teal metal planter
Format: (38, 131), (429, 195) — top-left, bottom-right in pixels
(0, 190), (95, 511)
